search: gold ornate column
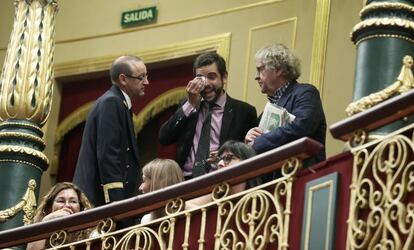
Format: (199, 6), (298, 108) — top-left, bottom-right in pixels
(0, 0), (58, 232)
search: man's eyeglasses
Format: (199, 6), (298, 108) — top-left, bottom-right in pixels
(256, 65), (267, 75)
(124, 74), (148, 81)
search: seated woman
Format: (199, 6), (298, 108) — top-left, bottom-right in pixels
(138, 143), (260, 222)
(139, 158), (184, 223)
(187, 140), (261, 208)
(27, 182), (93, 250)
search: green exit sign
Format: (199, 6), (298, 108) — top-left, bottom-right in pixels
(121, 6), (157, 27)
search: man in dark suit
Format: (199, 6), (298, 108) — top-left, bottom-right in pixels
(245, 43), (326, 167)
(159, 52), (257, 179)
(73, 55), (149, 206)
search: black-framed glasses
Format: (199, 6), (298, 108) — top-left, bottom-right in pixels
(216, 154), (238, 165)
(124, 74), (148, 81)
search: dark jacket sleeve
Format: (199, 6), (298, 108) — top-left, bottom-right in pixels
(253, 85), (325, 153)
(159, 101), (194, 145)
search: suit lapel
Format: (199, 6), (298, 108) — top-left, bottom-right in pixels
(219, 95), (234, 144)
(112, 85), (140, 162)
(127, 110), (140, 162)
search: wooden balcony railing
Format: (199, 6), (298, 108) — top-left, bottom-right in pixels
(0, 137), (323, 249)
(330, 88), (414, 143)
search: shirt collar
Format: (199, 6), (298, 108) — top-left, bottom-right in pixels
(120, 89), (132, 109)
(267, 82), (290, 104)
(215, 91), (227, 108)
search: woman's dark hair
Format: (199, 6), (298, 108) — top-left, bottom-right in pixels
(32, 182), (93, 245)
(217, 140), (256, 160)
(33, 182), (92, 223)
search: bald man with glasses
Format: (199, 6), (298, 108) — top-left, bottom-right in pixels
(74, 55), (149, 207)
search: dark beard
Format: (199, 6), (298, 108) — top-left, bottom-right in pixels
(202, 84), (224, 103)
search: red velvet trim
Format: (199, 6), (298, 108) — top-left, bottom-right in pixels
(290, 152), (353, 250)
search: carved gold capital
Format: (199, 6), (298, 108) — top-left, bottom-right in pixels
(0, 0), (58, 126)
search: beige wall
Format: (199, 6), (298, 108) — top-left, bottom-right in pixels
(0, 0), (363, 195)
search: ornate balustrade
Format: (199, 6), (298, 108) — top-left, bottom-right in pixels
(330, 88), (414, 249)
(0, 137), (323, 249)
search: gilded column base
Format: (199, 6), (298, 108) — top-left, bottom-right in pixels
(0, 119), (47, 231)
(350, 0), (414, 135)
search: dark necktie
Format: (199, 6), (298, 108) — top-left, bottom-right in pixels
(193, 102), (214, 177)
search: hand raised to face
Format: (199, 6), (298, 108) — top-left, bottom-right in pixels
(186, 75), (206, 108)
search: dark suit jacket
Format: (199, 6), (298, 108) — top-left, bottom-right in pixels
(254, 82), (326, 166)
(73, 85), (140, 206)
(159, 94), (257, 167)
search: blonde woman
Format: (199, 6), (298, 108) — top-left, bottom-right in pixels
(139, 159), (184, 223)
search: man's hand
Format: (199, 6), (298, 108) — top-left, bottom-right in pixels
(245, 127), (263, 146)
(186, 76), (206, 108)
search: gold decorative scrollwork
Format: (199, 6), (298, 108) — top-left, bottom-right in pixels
(212, 182), (230, 200)
(347, 128), (414, 249)
(349, 129), (368, 148)
(101, 226), (164, 250)
(0, 179), (37, 224)
(352, 18), (414, 37)
(217, 162), (300, 250)
(281, 157), (302, 178)
(158, 219), (175, 249)
(346, 55), (414, 116)
(101, 235), (117, 250)
(22, 179), (37, 224)
(165, 198), (185, 215)
(0, 131), (46, 147)
(219, 189), (285, 249)
(96, 218), (117, 235)
(44, 158), (303, 249)
(49, 230), (68, 247)
(0, 145), (49, 165)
